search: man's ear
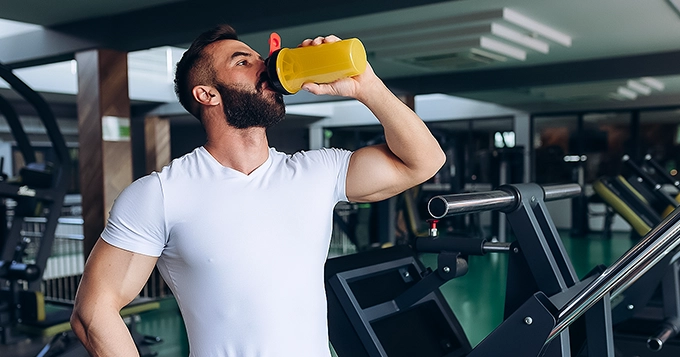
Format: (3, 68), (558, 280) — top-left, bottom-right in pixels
(192, 86), (220, 106)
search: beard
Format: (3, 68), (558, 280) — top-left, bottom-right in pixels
(215, 76), (285, 129)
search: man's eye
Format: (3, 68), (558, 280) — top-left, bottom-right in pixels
(237, 60), (247, 66)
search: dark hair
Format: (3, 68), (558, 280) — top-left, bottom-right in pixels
(174, 25), (239, 120)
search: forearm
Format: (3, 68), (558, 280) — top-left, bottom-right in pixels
(356, 78), (445, 178)
(71, 307), (139, 356)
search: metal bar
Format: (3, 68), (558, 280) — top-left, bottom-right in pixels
(0, 62), (71, 167)
(543, 184), (583, 201)
(645, 154), (680, 189)
(428, 184), (581, 219)
(482, 242), (513, 253)
(624, 155), (679, 208)
(428, 190), (515, 218)
(0, 94), (36, 164)
(547, 206), (680, 342)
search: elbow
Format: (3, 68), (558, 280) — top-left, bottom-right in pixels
(70, 307), (86, 340)
(408, 149), (446, 188)
(434, 147), (446, 172)
(423, 147), (447, 182)
(71, 301), (97, 344)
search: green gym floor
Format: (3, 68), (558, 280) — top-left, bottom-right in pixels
(133, 230), (637, 357)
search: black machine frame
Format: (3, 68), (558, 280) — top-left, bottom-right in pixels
(327, 182), (680, 357)
(0, 61), (72, 345)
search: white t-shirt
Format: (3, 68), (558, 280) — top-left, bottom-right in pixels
(101, 146), (352, 357)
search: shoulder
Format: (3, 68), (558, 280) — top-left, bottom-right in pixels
(115, 173), (163, 206)
(287, 147), (352, 164)
(156, 147), (211, 180)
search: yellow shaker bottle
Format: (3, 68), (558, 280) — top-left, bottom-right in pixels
(265, 36), (367, 95)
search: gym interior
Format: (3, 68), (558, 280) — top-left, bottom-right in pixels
(1, 0), (680, 356)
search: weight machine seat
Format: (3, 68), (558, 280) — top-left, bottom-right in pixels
(593, 176), (661, 236)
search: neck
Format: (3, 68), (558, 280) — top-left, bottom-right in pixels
(204, 126), (270, 175)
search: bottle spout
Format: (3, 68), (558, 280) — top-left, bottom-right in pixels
(269, 32), (281, 56)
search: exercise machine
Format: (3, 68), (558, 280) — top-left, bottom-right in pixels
(0, 61), (72, 345)
(593, 157), (680, 354)
(642, 155), (680, 218)
(623, 155), (678, 217)
(0, 62), (160, 356)
(327, 183), (680, 356)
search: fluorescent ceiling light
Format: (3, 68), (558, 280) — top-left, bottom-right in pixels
(608, 93), (627, 101)
(617, 86), (638, 100)
(470, 48), (507, 62)
(491, 23), (549, 53)
(375, 37), (524, 61)
(639, 77), (665, 91)
(627, 80), (651, 95)
(669, 0), (680, 16)
(503, 8), (572, 47)
(480, 36), (526, 60)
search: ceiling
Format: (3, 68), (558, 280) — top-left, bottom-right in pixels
(1, 0), (680, 113)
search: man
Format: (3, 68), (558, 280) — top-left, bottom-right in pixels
(71, 24), (445, 356)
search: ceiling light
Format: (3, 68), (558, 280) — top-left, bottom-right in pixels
(669, 0), (680, 16)
(502, 8), (572, 47)
(480, 36), (526, 60)
(608, 93), (627, 101)
(359, 7), (570, 67)
(617, 86), (638, 100)
(627, 80), (651, 95)
(491, 23), (550, 53)
(639, 77), (665, 91)
(375, 37), (527, 61)
(470, 48), (508, 62)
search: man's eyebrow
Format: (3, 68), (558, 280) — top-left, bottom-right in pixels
(230, 51), (264, 61)
(231, 51), (252, 59)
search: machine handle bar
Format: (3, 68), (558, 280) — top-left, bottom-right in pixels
(547, 206), (680, 343)
(428, 184), (582, 219)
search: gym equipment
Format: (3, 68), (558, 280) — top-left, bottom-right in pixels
(644, 155), (680, 191)
(432, 184), (680, 356)
(429, 184), (615, 356)
(622, 155), (678, 217)
(0, 62), (160, 356)
(642, 155), (680, 217)
(593, 175), (660, 237)
(328, 183), (680, 356)
(326, 245), (473, 357)
(0, 61), (72, 345)
(593, 158), (680, 354)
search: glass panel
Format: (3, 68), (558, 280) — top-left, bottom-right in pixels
(533, 115), (578, 184)
(582, 112), (631, 182)
(428, 117), (515, 189)
(639, 109), (680, 179)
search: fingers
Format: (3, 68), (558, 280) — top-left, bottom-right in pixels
(299, 35), (341, 47)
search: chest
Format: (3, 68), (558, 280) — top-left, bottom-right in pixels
(159, 173), (338, 269)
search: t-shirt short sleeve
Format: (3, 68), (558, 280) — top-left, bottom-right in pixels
(101, 173), (166, 257)
(313, 147), (352, 203)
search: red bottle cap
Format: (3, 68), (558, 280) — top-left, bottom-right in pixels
(269, 33), (281, 56)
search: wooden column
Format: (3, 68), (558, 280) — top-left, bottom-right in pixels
(76, 49), (132, 258)
(144, 116), (171, 174)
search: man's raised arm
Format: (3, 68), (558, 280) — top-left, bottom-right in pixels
(301, 36), (446, 203)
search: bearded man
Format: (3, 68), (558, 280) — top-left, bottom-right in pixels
(71, 24), (446, 357)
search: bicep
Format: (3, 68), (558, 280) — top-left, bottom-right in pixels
(346, 144), (410, 202)
(76, 239), (158, 309)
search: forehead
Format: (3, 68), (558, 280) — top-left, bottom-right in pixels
(205, 39), (260, 64)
